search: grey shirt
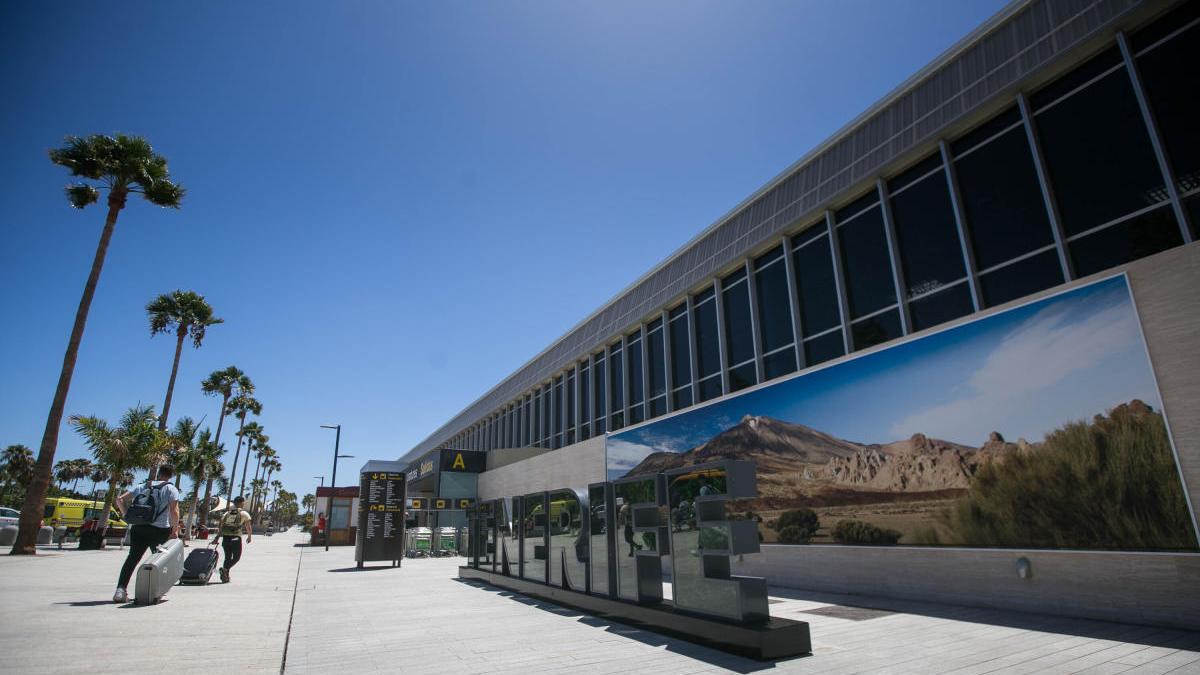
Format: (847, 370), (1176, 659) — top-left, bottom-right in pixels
(129, 481), (180, 529)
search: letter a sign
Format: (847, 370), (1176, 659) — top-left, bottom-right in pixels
(452, 452), (466, 470)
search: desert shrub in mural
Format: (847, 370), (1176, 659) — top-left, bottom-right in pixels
(943, 401), (1196, 550)
(832, 520), (901, 545)
(608, 275), (1199, 552)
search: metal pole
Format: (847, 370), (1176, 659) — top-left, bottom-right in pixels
(327, 424), (340, 552)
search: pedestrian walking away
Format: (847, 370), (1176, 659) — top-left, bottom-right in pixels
(112, 464), (181, 603)
(218, 496), (252, 583)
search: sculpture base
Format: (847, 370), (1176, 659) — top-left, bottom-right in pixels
(458, 566), (811, 661)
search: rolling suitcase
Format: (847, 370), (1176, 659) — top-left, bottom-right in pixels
(180, 540), (220, 585)
(134, 538), (184, 604)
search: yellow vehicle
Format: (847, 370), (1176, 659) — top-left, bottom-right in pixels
(43, 497), (127, 532)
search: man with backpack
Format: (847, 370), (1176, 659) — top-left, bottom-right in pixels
(217, 496), (252, 583)
(112, 464), (181, 603)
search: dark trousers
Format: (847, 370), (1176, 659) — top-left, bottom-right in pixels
(221, 536), (243, 570)
(117, 525), (171, 589)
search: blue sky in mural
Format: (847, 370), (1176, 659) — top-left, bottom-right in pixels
(607, 275), (1162, 477)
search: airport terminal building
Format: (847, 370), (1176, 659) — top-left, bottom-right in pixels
(401, 0), (1200, 628)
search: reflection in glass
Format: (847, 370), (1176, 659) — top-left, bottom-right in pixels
(496, 497), (518, 577)
(521, 493), (547, 583)
(612, 476), (664, 604)
(547, 489), (587, 591)
(588, 483), (612, 597)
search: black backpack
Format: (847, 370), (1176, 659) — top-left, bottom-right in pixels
(125, 482), (168, 526)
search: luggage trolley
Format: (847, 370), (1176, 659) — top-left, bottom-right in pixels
(406, 526), (432, 558)
(436, 527), (459, 556)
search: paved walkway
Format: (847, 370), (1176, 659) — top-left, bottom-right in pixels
(2, 529), (1198, 674)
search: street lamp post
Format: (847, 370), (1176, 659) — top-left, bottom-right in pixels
(320, 424), (354, 552)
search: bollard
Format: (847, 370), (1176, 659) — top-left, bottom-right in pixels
(0, 525), (17, 546)
(38, 525), (54, 545)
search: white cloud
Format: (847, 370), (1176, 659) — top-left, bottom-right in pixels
(888, 297), (1140, 442)
(605, 438), (659, 471)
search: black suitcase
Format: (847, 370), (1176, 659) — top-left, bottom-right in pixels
(180, 543), (220, 585)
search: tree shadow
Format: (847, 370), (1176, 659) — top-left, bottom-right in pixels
(327, 565), (398, 572)
(54, 600), (114, 607)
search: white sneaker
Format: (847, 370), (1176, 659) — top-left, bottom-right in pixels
(112, 588), (127, 603)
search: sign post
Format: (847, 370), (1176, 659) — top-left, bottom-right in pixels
(355, 460), (408, 568)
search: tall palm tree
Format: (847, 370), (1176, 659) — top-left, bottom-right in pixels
(70, 404), (171, 538)
(2, 444), (35, 506)
(223, 395), (261, 503)
(182, 428), (223, 531)
(240, 428), (268, 501)
(199, 368), (250, 520)
(167, 416), (201, 489)
(15, 134), (183, 555)
(53, 460), (73, 490)
(269, 479), (283, 525)
(249, 445), (276, 514)
(146, 291), (223, 434)
(302, 493), (315, 517)
(257, 456), (281, 522)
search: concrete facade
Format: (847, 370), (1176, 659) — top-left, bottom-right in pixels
(477, 435), (606, 501)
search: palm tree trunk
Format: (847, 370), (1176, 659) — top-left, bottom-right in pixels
(201, 394), (229, 522)
(159, 328), (186, 431)
(71, 475), (80, 493)
(239, 449), (254, 502)
(226, 414), (246, 503)
(12, 190), (125, 555)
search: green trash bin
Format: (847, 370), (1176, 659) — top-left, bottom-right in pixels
(437, 527), (458, 556)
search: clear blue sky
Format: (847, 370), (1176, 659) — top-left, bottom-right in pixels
(0, 1), (1007, 500)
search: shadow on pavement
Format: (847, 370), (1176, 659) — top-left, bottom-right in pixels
(765, 586), (1200, 650)
(453, 578), (798, 673)
(327, 565), (398, 573)
(54, 600), (113, 607)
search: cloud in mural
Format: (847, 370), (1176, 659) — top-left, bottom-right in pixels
(889, 294), (1141, 441)
(606, 438), (659, 473)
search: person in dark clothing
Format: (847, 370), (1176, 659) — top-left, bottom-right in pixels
(112, 464), (181, 603)
(217, 496), (252, 583)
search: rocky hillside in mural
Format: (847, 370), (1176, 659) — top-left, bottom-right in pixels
(624, 414), (1020, 508)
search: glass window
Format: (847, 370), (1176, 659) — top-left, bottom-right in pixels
(554, 377), (564, 448)
(763, 348), (797, 380)
(908, 283), (973, 332)
(608, 345), (624, 430)
(793, 220), (828, 247)
(1137, 18), (1200, 197)
(729, 362), (757, 393)
(955, 126), (1054, 269)
(837, 205), (897, 318)
(649, 396), (667, 419)
(593, 354), (607, 435)
(792, 232), (841, 336)
(672, 387), (693, 410)
(979, 250), (1064, 307)
(888, 168), (966, 298)
(646, 320), (666, 399)
(950, 105), (1022, 156)
(1069, 206), (1182, 277)
(669, 312), (691, 390)
(887, 153), (943, 193)
(852, 310), (902, 351)
(754, 247), (795, 354)
(566, 372), (576, 444)
(579, 366), (590, 431)
(627, 332), (644, 425)
(1034, 50), (1167, 236)
(698, 375), (722, 403)
(1187, 193), (1200, 241)
(541, 385), (551, 445)
(693, 290), (721, 379)
(721, 272), (755, 368)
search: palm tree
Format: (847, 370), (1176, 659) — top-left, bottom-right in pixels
(249, 445), (276, 515)
(302, 493), (315, 517)
(200, 367), (250, 518)
(185, 429), (224, 530)
(54, 460), (73, 490)
(147, 291), (223, 434)
(269, 479), (283, 526)
(223, 395), (261, 503)
(167, 417), (202, 489)
(2, 444), (35, 506)
(15, 134), (183, 555)
(70, 405), (171, 539)
(257, 456), (281, 522)
(239, 427), (267, 502)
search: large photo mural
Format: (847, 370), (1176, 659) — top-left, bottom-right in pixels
(607, 275), (1198, 551)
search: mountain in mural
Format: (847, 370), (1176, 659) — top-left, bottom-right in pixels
(624, 414), (1023, 508)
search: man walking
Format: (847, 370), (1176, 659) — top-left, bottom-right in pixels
(112, 464), (181, 603)
(218, 496), (252, 583)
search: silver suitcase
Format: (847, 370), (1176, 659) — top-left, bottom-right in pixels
(134, 538), (184, 604)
